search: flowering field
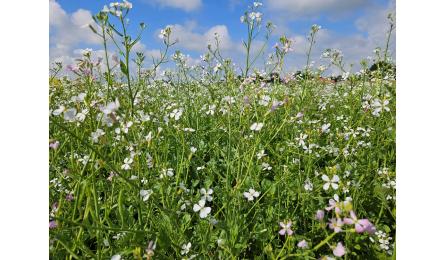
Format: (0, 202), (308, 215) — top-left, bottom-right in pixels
(49, 1), (396, 259)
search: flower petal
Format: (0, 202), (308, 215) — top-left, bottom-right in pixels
(323, 183), (330, 190)
(193, 204), (201, 212)
(333, 242), (346, 257)
(343, 218), (354, 225)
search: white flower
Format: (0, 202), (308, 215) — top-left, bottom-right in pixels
(259, 95), (271, 106)
(158, 26), (171, 40)
(145, 131), (153, 142)
(240, 15), (246, 23)
(249, 12), (262, 22)
(101, 99), (120, 115)
(64, 108), (77, 121)
(256, 150), (266, 159)
(111, 254), (121, 260)
(183, 128), (196, 132)
(146, 153), (153, 168)
(78, 155), (90, 165)
(243, 188), (260, 201)
(112, 232), (125, 240)
(213, 63), (222, 73)
(121, 157), (133, 170)
(253, 2), (262, 7)
(91, 129), (105, 143)
(322, 174), (340, 190)
(102, 5), (110, 12)
(206, 104), (216, 115)
(296, 112), (304, 119)
(76, 109), (88, 122)
(52, 105), (65, 116)
(140, 189), (153, 201)
(304, 179), (313, 191)
(261, 162), (272, 171)
(160, 168), (174, 178)
(81, 48), (92, 56)
(122, 121), (133, 133)
(200, 188), (213, 202)
(169, 108), (183, 121)
(193, 199), (211, 218)
(295, 133), (308, 147)
(181, 242), (191, 255)
(71, 93), (86, 103)
(122, 0), (132, 9)
(321, 123), (331, 133)
(223, 96), (236, 104)
(371, 98), (390, 116)
(114, 10), (122, 17)
(250, 122), (264, 131)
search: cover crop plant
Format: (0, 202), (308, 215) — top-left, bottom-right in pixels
(49, 1), (396, 259)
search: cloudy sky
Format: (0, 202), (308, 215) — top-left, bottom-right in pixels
(49, 0), (395, 74)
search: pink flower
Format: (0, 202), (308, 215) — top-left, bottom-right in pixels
(66, 64), (78, 72)
(328, 218), (344, 233)
(333, 242), (346, 257)
(49, 220), (58, 229)
(66, 193), (74, 201)
(315, 210), (325, 221)
(49, 140), (60, 150)
(52, 202), (59, 211)
(107, 172), (115, 181)
(279, 220), (293, 236)
(243, 96), (250, 105)
(297, 240), (308, 249)
(325, 194), (341, 214)
(344, 211), (376, 234)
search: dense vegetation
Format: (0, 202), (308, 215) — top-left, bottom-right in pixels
(49, 1), (396, 259)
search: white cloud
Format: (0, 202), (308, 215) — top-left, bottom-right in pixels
(283, 23), (395, 74)
(266, 0), (369, 18)
(265, 0), (396, 73)
(163, 22), (234, 52)
(355, 0), (396, 48)
(49, 0), (101, 63)
(142, 0), (202, 12)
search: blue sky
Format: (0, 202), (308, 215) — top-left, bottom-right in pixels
(50, 0), (395, 73)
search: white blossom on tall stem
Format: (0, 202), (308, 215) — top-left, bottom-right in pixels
(121, 157), (133, 170)
(91, 129), (105, 143)
(180, 242), (191, 255)
(295, 133), (308, 147)
(200, 188), (213, 202)
(243, 188), (260, 201)
(193, 199), (211, 218)
(160, 168), (174, 178)
(140, 189), (153, 201)
(169, 108), (183, 121)
(250, 122), (264, 131)
(322, 174), (340, 190)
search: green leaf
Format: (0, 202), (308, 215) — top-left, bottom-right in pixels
(120, 60), (128, 75)
(118, 189), (125, 227)
(88, 24), (98, 35)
